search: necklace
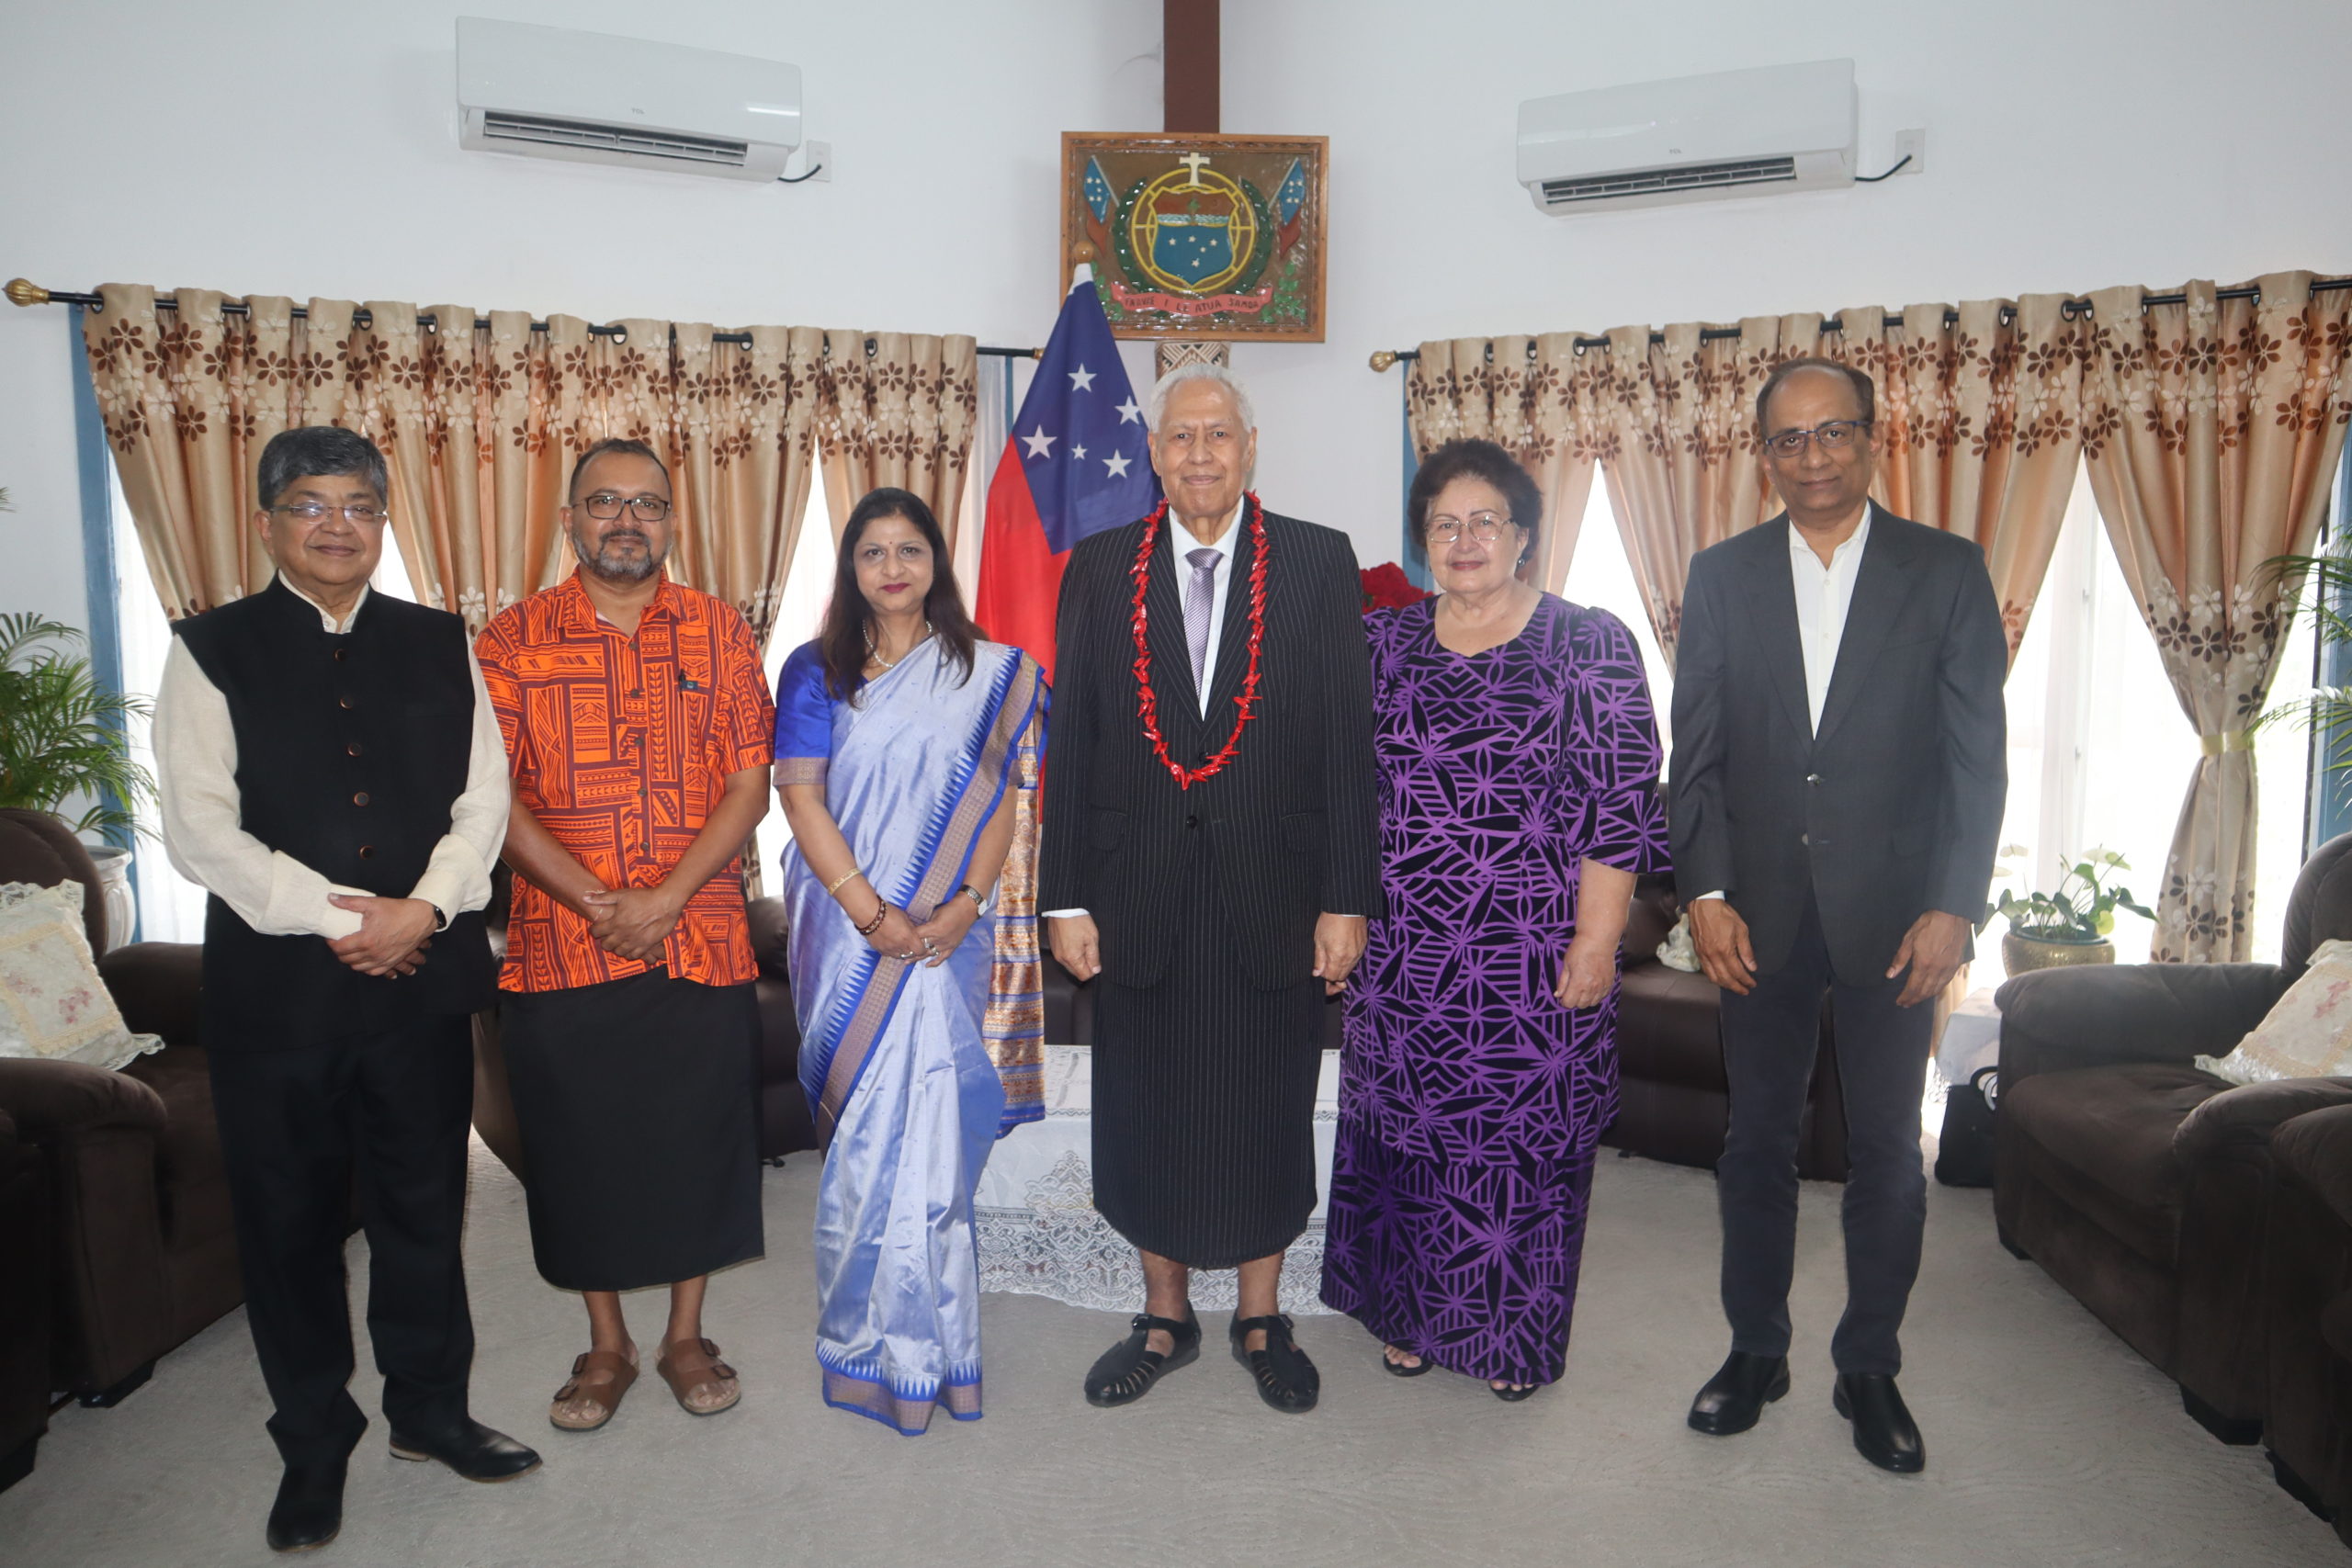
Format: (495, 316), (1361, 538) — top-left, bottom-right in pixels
(1130, 492), (1270, 790)
(865, 619), (932, 671)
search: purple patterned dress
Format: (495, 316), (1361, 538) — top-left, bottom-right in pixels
(1320, 594), (1669, 1385)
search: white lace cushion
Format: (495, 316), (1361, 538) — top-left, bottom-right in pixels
(2199, 938), (2352, 1087)
(0, 881), (164, 1073)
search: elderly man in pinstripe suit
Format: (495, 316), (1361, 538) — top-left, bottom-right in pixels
(1042, 364), (1382, 1415)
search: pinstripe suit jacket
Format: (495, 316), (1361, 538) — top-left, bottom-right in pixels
(1039, 508), (1382, 992)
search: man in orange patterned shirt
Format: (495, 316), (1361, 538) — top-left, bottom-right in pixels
(475, 437), (775, 1434)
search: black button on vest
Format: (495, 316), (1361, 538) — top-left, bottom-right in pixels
(175, 579), (494, 1050)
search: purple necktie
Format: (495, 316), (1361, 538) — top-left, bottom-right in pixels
(1184, 547), (1219, 696)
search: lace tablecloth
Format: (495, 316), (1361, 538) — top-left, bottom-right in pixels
(974, 1045), (1342, 1315)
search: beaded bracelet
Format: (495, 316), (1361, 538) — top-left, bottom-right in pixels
(854, 902), (891, 938)
(825, 867), (862, 897)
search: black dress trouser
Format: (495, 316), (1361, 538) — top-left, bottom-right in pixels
(207, 1015), (476, 1465)
(1715, 894), (1934, 1378)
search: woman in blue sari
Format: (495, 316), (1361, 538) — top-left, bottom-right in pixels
(775, 487), (1046, 1435)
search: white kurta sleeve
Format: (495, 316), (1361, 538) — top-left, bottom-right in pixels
(406, 649), (512, 926)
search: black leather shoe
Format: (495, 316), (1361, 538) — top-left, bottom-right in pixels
(266, 1456), (346, 1553)
(1084, 1310), (1202, 1407)
(388, 1418), (542, 1483)
(1834, 1373), (1926, 1473)
(1686, 1351), (1790, 1436)
(1231, 1314), (1319, 1414)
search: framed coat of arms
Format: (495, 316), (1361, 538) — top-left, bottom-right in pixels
(1060, 131), (1329, 344)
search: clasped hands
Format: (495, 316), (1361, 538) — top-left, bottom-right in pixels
(327, 894), (436, 977)
(862, 895), (978, 969)
(580, 885), (687, 964)
(1688, 897), (1969, 1007)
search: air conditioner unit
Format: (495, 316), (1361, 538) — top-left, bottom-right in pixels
(1516, 60), (1856, 215)
(456, 17), (802, 182)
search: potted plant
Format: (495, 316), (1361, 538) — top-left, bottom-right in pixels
(0, 610), (155, 948)
(1988, 845), (2155, 974)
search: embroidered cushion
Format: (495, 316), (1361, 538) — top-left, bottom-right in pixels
(2199, 938), (2352, 1086)
(0, 880), (164, 1072)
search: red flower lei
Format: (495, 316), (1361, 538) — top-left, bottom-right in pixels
(1130, 491), (1270, 790)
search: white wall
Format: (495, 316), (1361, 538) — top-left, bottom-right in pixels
(6, 0), (2351, 630)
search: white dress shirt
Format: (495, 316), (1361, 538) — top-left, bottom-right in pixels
(153, 580), (511, 941)
(1045, 502), (1243, 923)
(1171, 502), (1241, 718)
(1694, 503), (1873, 907)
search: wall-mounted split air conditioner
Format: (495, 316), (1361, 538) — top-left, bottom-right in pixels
(456, 17), (803, 183)
(1517, 60), (1858, 215)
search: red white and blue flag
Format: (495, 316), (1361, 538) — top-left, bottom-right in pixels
(975, 273), (1159, 682)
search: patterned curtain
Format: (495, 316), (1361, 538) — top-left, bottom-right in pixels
(816, 330), (980, 548)
(1825, 296), (2086, 659)
(1402, 334), (1600, 593)
(1591, 317), (1803, 670)
(81, 288), (879, 648)
(2080, 272), (2352, 961)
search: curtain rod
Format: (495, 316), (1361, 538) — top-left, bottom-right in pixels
(1362, 277), (2352, 371)
(3, 279), (1042, 359)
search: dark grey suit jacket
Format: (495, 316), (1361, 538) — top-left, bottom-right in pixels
(1038, 509), (1382, 992)
(1668, 507), (2007, 983)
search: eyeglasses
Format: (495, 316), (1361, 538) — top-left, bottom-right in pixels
(1762, 419), (1872, 458)
(579, 491), (673, 522)
(270, 502), (388, 526)
(1427, 512), (1512, 544)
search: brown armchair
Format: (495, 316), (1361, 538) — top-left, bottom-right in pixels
(2261, 1101), (2352, 1547)
(0, 809), (240, 1410)
(1994, 832), (2352, 1444)
(0, 1108), (51, 1493)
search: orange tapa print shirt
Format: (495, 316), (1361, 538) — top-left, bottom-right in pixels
(475, 570), (776, 993)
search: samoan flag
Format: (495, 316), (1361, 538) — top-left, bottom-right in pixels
(975, 271), (1159, 682)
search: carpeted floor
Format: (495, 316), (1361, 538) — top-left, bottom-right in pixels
(0, 1141), (2337, 1567)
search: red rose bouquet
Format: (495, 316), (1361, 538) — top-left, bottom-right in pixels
(1360, 562), (1431, 614)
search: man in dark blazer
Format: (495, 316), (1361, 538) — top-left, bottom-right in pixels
(155, 428), (539, 1551)
(1041, 364), (1381, 1415)
(1668, 359), (2007, 1474)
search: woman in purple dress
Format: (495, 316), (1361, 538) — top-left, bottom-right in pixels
(1321, 438), (1669, 1398)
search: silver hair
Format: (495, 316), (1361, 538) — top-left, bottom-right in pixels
(1144, 361), (1256, 434)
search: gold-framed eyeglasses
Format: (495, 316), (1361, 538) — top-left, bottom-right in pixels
(270, 502), (388, 526)
(1427, 511), (1512, 544)
(580, 491), (673, 522)
(1763, 419), (1871, 458)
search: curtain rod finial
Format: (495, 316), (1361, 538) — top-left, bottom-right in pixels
(5, 279), (50, 309)
(1369, 349), (1398, 373)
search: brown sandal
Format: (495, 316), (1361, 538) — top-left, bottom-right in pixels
(656, 1337), (741, 1416)
(549, 1348), (638, 1431)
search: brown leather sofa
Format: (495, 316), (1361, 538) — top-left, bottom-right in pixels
(2262, 1102), (2352, 1546)
(1610, 876), (1849, 1179)
(0, 1107), (51, 1493)
(1994, 832), (2352, 1444)
(0, 809), (241, 1413)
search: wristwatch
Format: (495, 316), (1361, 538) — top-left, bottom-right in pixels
(958, 884), (990, 917)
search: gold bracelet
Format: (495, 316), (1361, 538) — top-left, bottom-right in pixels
(825, 868), (862, 897)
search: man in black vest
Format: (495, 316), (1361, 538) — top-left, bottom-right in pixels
(155, 427), (538, 1552)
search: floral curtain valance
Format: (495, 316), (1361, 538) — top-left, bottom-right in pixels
(79, 285), (974, 649)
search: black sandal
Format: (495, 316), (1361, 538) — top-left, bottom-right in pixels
(1491, 1381), (1540, 1403)
(1231, 1314), (1319, 1413)
(1083, 1311), (1201, 1407)
(1383, 1345), (1434, 1378)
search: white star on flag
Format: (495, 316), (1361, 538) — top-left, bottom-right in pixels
(1102, 452), (1132, 479)
(1068, 365), (1097, 392)
(1114, 397), (1142, 424)
(1072, 444), (1089, 461)
(1021, 425), (1057, 459)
